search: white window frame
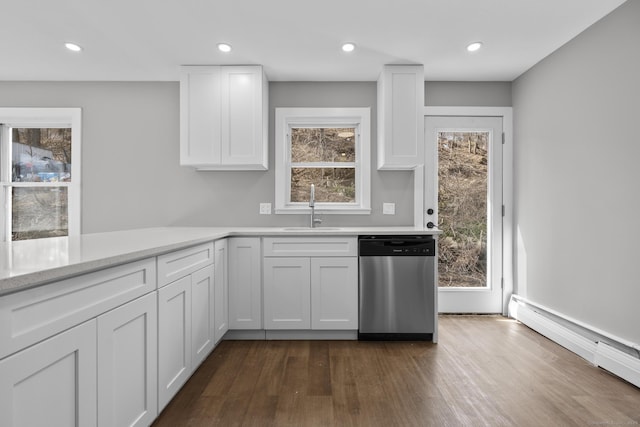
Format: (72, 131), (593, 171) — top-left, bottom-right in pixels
(274, 107), (371, 214)
(0, 108), (81, 242)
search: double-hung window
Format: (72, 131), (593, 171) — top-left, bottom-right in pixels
(275, 108), (370, 214)
(0, 108), (81, 241)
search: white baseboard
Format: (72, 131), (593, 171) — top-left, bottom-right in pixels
(224, 330), (266, 340)
(509, 295), (640, 388)
(223, 329), (357, 341)
(265, 330), (357, 340)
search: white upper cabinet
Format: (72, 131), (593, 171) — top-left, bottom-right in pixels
(180, 65), (268, 170)
(219, 67), (268, 168)
(180, 66), (221, 166)
(377, 64), (425, 170)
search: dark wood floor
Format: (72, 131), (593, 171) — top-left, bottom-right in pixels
(153, 316), (640, 426)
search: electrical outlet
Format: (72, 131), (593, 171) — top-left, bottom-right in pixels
(259, 203), (272, 215)
(383, 203), (395, 215)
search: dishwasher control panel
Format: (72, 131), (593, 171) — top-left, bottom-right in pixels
(391, 247), (432, 254)
(358, 235), (435, 256)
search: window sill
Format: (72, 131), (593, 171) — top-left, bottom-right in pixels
(275, 207), (371, 215)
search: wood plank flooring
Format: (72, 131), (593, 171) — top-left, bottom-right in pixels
(152, 315), (640, 426)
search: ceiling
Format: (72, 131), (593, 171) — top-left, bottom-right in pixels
(1, 0), (627, 82)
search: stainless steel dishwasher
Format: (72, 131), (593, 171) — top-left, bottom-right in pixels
(358, 235), (436, 341)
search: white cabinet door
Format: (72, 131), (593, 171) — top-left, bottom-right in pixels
(228, 237), (262, 330)
(180, 65), (268, 170)
(180, 66), (222, 166)
(263, 257), (311, 330)
(191, 265), (215, 368)
(220, 66), (268, 169)
(311, 258), (358, 330)
(214, 239), (229, 343)
(377, 64), (425, 170)
(97, 293), (158, 427)
(0, 320), (97, 427)
(157, 275), (192, 411)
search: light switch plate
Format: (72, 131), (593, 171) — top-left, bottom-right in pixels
(259, 203), (272, 215)
(383, 203), (395, 215)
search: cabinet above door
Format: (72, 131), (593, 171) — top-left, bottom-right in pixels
(180, 65), (268, 170)
(377, 64), (424, 170)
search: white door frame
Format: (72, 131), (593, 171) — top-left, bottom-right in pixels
(416, 106), (513, 315)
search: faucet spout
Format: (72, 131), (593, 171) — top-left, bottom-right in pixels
(309, 184), (322, 228)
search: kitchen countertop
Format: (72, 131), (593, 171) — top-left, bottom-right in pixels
(0, 226), (439, 296)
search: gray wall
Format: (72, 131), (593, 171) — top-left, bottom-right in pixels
(512, 0), (640, 343)
(0, 79), (509, 234)
(425, 82), (512, 107)
(0, 81), (415, 232)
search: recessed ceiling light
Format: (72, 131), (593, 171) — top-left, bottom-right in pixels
(341, 42), (356, 53)
(466, 42), (483, 52)
(65, 42), (83, 52)
(217, 43), (232, 53)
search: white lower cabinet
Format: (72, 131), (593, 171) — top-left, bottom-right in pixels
(97, 292), (158, 427)
(191, 265), (215, 368)
(0, 320), (98, 427)
(263, 257), (358, 330)
(310, 258), (358, 329)
(157, 263), (215, 412)
(228, 237), (262, 329)
(0, 233), (367, 425)
(214, 239), (229, 343)
(0, 241), (227, 427)
(0, 258), (156, 360)
(157, 275), (192, 411)
(263, 257), (311, 329)
(262, 237), (358, 332)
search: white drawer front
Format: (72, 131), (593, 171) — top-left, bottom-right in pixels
(157, 242), (214, 287)
(263, 237), (357, 257)
(0, 258), (156, 359)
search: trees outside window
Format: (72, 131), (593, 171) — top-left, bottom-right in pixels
(275, 108), (370, 214)
(0, 108), (81, 241)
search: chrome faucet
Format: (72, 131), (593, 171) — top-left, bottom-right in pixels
(309, 184), (322, 228)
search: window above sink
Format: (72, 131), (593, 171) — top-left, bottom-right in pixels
(274, 108), (371, 215)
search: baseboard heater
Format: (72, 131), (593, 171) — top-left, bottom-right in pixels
(509, 295), (640, 388)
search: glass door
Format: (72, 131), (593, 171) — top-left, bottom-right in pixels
(425, 116), (503, 313)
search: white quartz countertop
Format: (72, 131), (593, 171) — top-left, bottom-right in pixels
(0, 226), (439, 295)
